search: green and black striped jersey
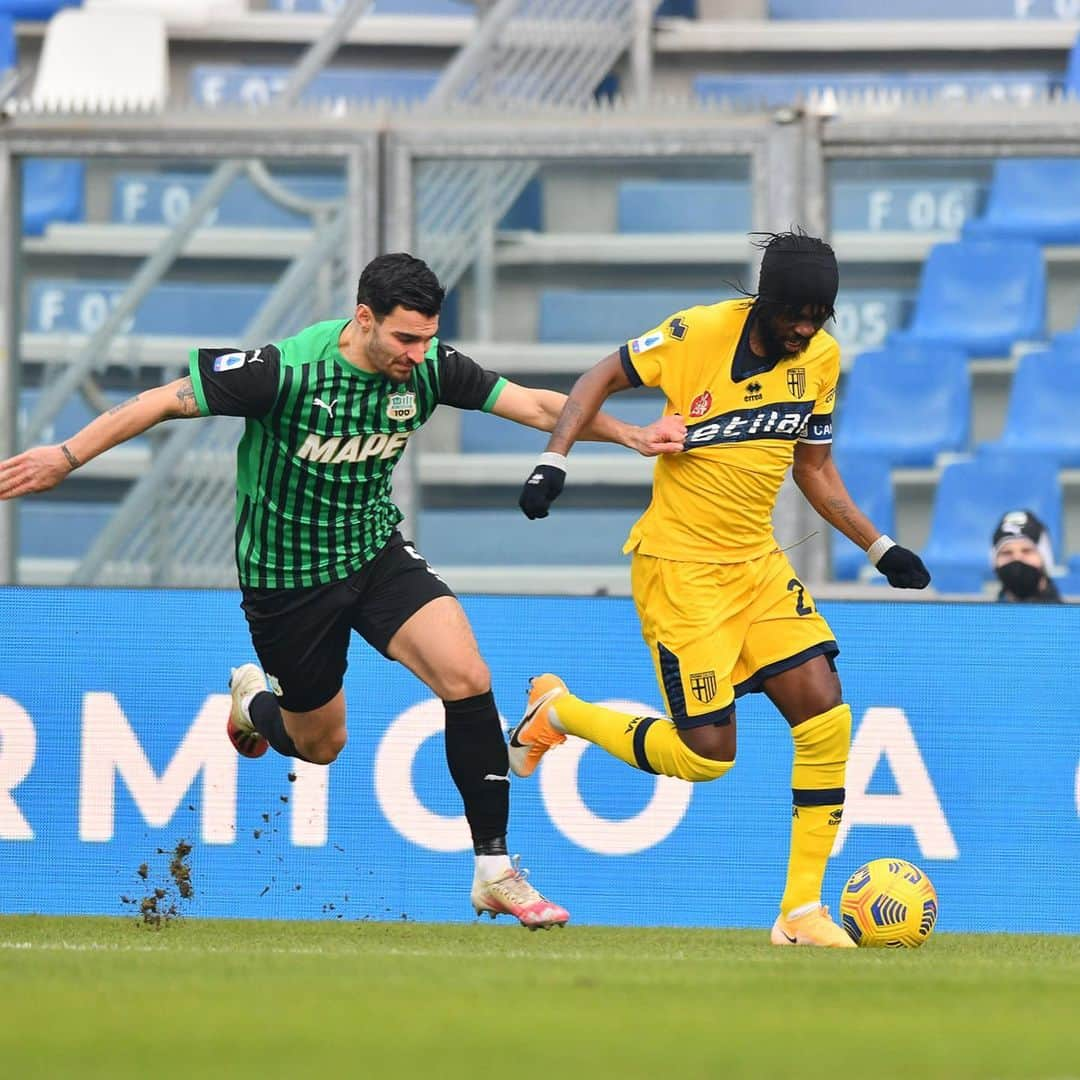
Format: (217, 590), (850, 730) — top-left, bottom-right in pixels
(188, 318), (507, 589)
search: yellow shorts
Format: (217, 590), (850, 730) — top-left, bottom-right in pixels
(630, 548), (838, 729)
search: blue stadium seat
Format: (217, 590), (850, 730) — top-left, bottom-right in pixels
(27, 279), (271, 336)
(1052, 325), (1080, 350)
(19, 387), (148, 447)
(268, 0), (474, 13)
(694, 72), (1050, 109)
(0, 14), (13, 72)
(655, 0), (695, 14)
(888, 240), (1045, 357)
(19, 502), (114, 561)
(459, 394), (666, 455)
(459, 411), (547, 454)
(111, 171), (343, 229)
(497, 177), (542, 232)
(831, 178), (980, 234)
(539, 288), (910, 351)
(418, 508), (640, 566)
(22, 159), (84, 237)
(770, 0), (1056, 16)
(963, 160), (1080, 244)
(831, 289), (913, 352)
(616, 180), (750, 233)
(0, 2), (79, 18)
(832, 345), (970, 467)
(921, 452), (1062, 594)
(1065, 30), (1080, 94)
(987, 347), (1080, 467)
(538, 290), (726, 345)
(191, 65), (439, 108)
(575, 396), (668, 453)
(1056, 553), (1080, 597)
(830, 451), (895, 582)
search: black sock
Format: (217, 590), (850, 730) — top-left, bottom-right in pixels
(249, 692), (313, 763)
(444, 690), (509, 855)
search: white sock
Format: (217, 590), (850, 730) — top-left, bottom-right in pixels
(788, 900), (822, 919)
(547, 705), (566, 734)
(240, 692), (258, 723)
(474, 854), (512, 882)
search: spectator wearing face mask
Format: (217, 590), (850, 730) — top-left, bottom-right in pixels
(991, 510), (1063, 604)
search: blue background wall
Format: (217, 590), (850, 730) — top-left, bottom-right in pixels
(0, 589), (1076, 934)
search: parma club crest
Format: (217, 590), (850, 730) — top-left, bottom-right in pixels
(786, 367), (806, 398)
(688, 390), (712, 418)
(689, 669), (717, 704)
(386, 391), (417, 421)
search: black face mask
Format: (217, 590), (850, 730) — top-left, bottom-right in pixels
(996, 560), (1043, 599)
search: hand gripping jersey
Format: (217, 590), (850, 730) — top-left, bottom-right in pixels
(619, 299), (839, 564)
(188, 318), (506, 589)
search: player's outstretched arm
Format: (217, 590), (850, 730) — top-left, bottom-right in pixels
(491, 381), (684, 456)
(0, 376), (201, 501)
(793, 441), (931, 589)
(516, 352), (684, 519)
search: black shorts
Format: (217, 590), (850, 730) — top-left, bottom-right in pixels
(239, 531), (454, 713)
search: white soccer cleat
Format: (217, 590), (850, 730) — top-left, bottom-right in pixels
(471, 855), (569, 930)
(227, 663), (269, 759)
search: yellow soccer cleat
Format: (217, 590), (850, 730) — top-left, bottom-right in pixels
(771, 904), (857, 948)
(508, 673), (568, 778)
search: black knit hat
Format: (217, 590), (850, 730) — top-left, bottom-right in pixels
(991, 509), (1053, 569)
(755, 231), (839, 316)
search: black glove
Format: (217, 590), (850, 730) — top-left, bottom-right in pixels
(876, 544), (931, 589)
(519, 454), (567, 520)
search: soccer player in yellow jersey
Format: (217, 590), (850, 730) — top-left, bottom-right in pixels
(514, 231), (931, 947)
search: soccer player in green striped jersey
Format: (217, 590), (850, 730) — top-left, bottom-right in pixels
(0, 252), (685, 928)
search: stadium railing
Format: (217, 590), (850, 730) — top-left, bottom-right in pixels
(6, 0), (1080, 595)
(10, 98), (1080, 596)
(1, 0), (665, 590)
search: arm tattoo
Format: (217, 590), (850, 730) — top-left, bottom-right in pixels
(551, 399), (585, 444)
(107, 395), (140, 416)
(60, 443), (80, 470)
(174, 377), (200, 417)
(823, 495), (872, 545)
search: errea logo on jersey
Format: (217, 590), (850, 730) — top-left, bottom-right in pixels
(296, 431), (411, 465)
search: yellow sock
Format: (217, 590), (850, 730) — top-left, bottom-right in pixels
(552, 694), (733, 783)
(780, 703), (851, 916)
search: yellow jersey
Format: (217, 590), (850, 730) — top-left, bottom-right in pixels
(620, 299), (839, 564)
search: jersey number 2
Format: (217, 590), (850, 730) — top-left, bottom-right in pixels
(787, 578), (813, 616)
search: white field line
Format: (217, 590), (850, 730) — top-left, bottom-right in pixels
(0, 939), (802, 966)
(2, 939), (1074, 977)
(0, 939), (619, 962)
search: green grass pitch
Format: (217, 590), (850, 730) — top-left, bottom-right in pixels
(1, 916), (1078, 1079)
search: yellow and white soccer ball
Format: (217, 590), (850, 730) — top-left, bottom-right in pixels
(839, 858), (938, 948)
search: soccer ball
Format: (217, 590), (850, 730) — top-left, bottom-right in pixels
(839, 858), (938, 948)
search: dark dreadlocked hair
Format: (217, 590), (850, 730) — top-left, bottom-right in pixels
(751, 229), (838, 323)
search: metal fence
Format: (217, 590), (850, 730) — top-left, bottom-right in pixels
(4, 95), (1080, 590)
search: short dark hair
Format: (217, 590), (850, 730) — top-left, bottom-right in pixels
(356, 252), (445, 319)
